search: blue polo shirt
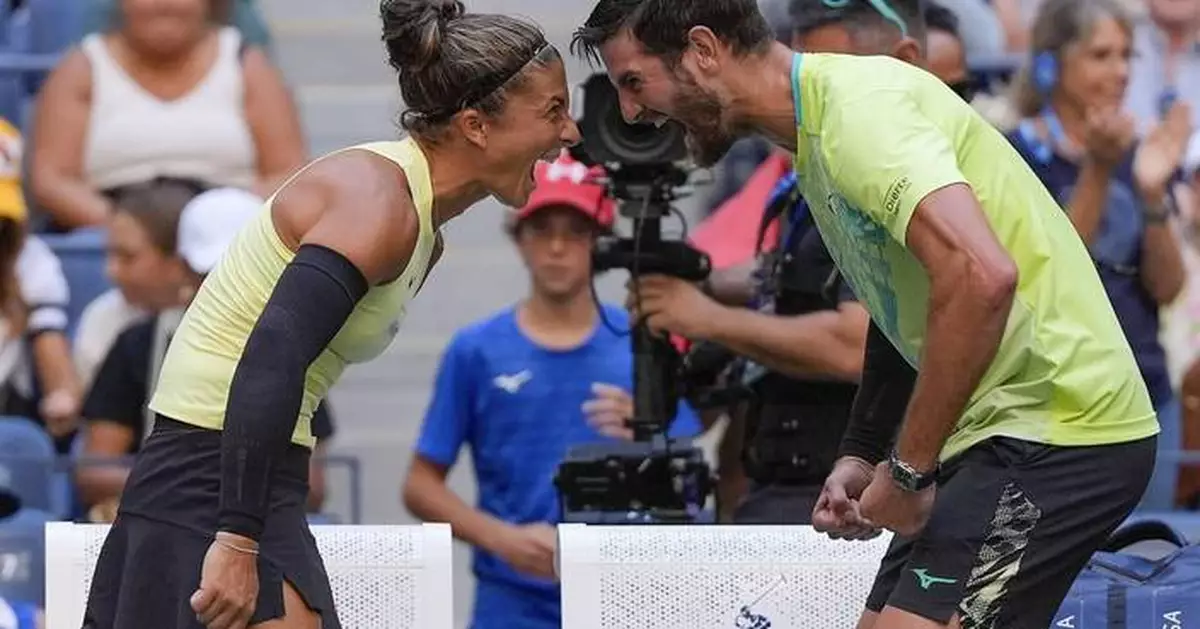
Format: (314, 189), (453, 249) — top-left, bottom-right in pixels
(415, 303), (702, 629)
(1005, 124), (1172, 406)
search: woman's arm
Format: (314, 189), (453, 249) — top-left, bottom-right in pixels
(30, 50), (113, 229)
(241, 47), (307, 199)
(1065, 161), (1115, 244)
(216, 150), (421, 544)
(30, 332), (81, 437)
(19, 236), (80, 436)
(1138, 188), (1187, 305)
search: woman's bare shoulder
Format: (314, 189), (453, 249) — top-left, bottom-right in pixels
(270, 148), (420, 280)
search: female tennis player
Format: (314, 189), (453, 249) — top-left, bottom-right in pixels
(82, 1), (579, 627)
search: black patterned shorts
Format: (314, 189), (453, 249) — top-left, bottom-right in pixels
(864, 435), (1156, 629)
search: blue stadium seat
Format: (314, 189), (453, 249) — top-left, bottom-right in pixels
(0, 418), (55, 514)
(39, 228), (111, 340)
(0, 508), (51, 608)
(24, 0), (83, 94)
(0, 1), (10, 50)
(306, 513), (340, 525)
(5, 5), (30, 54)
(0, 76), (21, 125)
(28, 0), (83, 55)
(0, 6), (34, 126)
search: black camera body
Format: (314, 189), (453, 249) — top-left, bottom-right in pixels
(553, 73), (717, 524)
(568, 74), (689, 174)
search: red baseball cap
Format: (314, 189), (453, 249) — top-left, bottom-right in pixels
(515, 151), (616, 229)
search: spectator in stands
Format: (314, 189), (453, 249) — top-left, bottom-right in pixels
(72, 181), (194, 390)
(403, 153), (702, 629)
(30, 0), (306, 232)
(74, 187), (335, 522)
(0, 118), (79, 453)
(1007, 0), (1191, 509)
(1126, 0), (1200, 134)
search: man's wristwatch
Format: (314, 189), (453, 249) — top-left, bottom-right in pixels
(887, 449), (937, 492)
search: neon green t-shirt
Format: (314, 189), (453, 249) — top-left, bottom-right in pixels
(790, 53), (1158, 461)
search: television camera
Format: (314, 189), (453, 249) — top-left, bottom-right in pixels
(552, 73), (719, 524)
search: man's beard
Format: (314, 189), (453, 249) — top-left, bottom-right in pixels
(673, 79), (736, 168)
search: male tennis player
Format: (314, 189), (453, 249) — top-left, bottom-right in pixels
(573, 2), (1159, 628)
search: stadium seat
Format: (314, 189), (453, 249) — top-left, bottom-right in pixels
(306, 512), (341, 525)
(27, 0), (83, 56)
(0, 418), (55, 514)
(0, 508), (50, 608)
(24, 0), (83, 94)
(45, 522), (455, 628)
(40, 228), (111, 340)
(0, 6), (35, 128)
(4, 5), (30, 54)
(558, 524), (892, 628)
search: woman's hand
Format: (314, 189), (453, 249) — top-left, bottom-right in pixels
(1081, 107), (1136, 167)
(1134, 101), (1193, 204)
(191, 532), (260, 629)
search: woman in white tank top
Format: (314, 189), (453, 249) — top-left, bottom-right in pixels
(30, 0), (306, 232)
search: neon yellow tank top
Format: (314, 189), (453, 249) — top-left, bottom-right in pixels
(148, 139), (437, 448)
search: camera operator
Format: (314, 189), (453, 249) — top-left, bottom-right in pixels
(403, 152), (700, 629)
(625, 0), (967, 524)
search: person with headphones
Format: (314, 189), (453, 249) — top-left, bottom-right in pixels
(1006, 0), (1191, 510)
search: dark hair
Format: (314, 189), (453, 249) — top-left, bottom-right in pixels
(789, 0), (926, 45)
(923, 2), (959, 38)
(111, 180), (197, 254)
(572, 0), (773, 67)
(381, 0), (561, 137)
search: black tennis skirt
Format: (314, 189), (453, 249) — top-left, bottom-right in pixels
(82, 415), (341, 629)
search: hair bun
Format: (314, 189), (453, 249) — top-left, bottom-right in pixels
(381, 0), (467, 74)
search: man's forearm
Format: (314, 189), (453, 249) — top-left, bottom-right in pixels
(699, 304), (867, 382)
(894, 274), (1015, 471)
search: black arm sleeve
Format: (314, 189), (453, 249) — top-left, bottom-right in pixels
(837, 321), (917, 465)
(311, 400), (335, 441)
(218, 244), (368, 541)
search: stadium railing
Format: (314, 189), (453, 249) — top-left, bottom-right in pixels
(557, 523), (893, 629)
(44, 521), (454, 629)
(67, 452), (366, 524)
